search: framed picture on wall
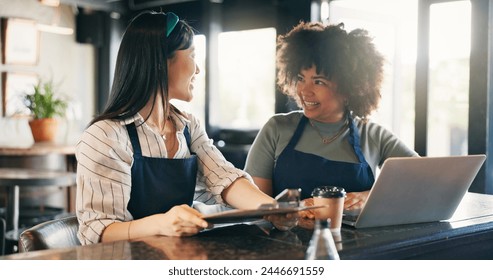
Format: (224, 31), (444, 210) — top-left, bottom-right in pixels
(1, 72), (39, 117)
(1, 18), (39, 65)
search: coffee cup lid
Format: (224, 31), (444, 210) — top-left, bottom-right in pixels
(311, 186), (346, 198)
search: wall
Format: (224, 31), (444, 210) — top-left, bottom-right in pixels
(0, 0), (96, 145)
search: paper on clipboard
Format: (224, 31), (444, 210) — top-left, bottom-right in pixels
(203, 205), (324, 224)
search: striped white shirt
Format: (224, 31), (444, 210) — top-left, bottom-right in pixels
(75, 111), (252, 245)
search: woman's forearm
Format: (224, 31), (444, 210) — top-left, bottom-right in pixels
(101, 215), (159, 243)
(221, 177), (276, 209)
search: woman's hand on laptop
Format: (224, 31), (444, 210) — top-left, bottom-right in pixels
(345, 191), (370, 211)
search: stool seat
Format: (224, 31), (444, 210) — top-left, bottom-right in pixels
(19, 216), (80, 252)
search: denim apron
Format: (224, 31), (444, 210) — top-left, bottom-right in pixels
(273, 115), (375, 199)
(126, 123), (198, 219)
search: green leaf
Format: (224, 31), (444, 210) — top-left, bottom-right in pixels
(23, 79), (68, 119)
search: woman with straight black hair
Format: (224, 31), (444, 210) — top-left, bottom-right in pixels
(76, 11), (286, 245)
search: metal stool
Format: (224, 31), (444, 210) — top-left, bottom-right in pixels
(0, 217), (6, 256)
(4, 206), (65, 254)
(0, 168), (76, 254)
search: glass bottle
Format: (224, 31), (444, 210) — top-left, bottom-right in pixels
(305, 219), (340, 260)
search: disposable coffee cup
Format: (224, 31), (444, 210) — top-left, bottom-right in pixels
(311, 186), (346, 232)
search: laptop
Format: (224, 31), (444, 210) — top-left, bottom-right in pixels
(342, 155), (486, 228)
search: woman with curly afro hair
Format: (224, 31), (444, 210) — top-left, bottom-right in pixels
(245, 22), (418, 216)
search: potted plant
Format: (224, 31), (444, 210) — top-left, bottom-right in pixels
(24, 80), (68, 142)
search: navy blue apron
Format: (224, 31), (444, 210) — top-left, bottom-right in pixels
(273, 115), (375, 199)
(126, 123), (198, 220)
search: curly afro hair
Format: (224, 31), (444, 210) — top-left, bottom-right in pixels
(276, 22), (385, 121)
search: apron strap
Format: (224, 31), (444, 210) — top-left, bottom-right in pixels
(286, 116), (309, 149)
(183, 125), (193, 151)
(127, 122), (194, 156)
(347, 115), (367, 164)
(126, 123), (142, 156)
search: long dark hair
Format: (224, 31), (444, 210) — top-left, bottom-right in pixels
(89, 11), (195, 126)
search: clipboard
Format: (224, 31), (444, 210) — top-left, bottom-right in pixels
(203, 205), (324, 224)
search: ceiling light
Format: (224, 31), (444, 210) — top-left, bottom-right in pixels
(39, 0), (60, 6)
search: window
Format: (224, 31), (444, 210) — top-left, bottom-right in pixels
(210, 28), (276, 130)
(427, 1), (471, 156)
(327, 0), (418, 150)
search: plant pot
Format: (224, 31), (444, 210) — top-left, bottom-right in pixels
(29, 118), (59, 142)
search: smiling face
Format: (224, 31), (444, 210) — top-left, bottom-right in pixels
(295, 66), (346, 123)
(167, 45), (200, 102)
